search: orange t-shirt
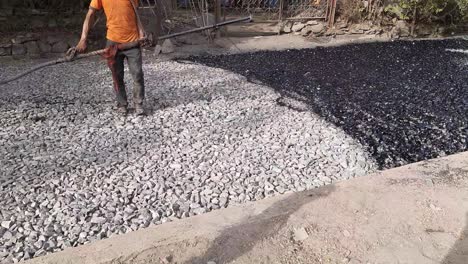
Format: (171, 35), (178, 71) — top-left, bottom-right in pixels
(90, 0), (140, 43)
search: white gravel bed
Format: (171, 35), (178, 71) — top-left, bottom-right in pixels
(0, 58), (377, 262)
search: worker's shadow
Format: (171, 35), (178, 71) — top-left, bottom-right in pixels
(184, 185), (335, 264)
(442, 212), (468, 264)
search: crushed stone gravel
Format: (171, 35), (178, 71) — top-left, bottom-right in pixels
(0, 55), (376, 262)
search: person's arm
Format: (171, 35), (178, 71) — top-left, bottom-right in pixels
(137, 17), (145, 40)
(130, 0), (146, 40)
(76, 8), (97, 52)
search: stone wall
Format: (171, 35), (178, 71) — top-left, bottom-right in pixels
(0, 8), (85, 32)
(0, 32), (83, 58)
(0, 4), (107, 58)
(0, 7), (164, 58)
(0, 0), (86, 31)
(0, 0), (165, 58)
(281, 17), (462, 39)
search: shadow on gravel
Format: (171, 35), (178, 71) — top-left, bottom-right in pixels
(190, 39), (468, 169)
(443, 212), (468, 264)
(185, 185), (335, 264)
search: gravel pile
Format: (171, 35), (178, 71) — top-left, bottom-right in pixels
(192, 39), (468, 169)
(0, 57), (376, 262)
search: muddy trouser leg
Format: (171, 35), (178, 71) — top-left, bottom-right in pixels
(113, 52), (128, 107)
(106, 41), (128, 107)
(122, 47), (145, 106)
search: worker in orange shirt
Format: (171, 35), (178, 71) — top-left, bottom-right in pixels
(76, 0), (146, 116)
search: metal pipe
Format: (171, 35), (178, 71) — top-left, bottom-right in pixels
(262, 17), (326, 23)
(284, 17), (326, 21)
(158, 15), (252, 40)
(0, 16), (253, 85)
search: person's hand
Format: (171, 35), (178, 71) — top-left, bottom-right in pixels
(76, 39), (87, 53)
(139, 29), (146, 41)
(139, 32), (152, 48)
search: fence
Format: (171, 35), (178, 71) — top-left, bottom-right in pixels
(0, 0), (336, 34)
(174, 0), (334, 23)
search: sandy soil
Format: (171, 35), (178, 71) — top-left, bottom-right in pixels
(146, 154), (468, 264)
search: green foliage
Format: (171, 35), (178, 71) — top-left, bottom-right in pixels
(384, 3), (407, 19)
(385, 0), (468, 23)
(340, 0), (372, 23)
(457, 0), (468, 19)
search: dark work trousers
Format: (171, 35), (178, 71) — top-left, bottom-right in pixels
(106, 40), (145, 107)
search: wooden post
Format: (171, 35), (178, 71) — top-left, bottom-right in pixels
(325, 0), (329, 21)
(327, 0), (336, 28)
(332, 0), (337, 26)
(278, 0), (284, 35)
(215, 0), (222, 38)
(411, 7), (417, 37)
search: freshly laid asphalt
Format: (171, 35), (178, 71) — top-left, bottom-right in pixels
(191, 39), (468, 169)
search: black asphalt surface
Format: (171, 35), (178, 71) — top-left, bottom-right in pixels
(189, 39), (468, 169)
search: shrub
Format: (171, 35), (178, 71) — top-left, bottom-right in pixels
(385, 0), (468, 24)
(339, 0), (366, 23)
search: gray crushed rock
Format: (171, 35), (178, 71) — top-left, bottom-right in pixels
(0, 57), (376, 262)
